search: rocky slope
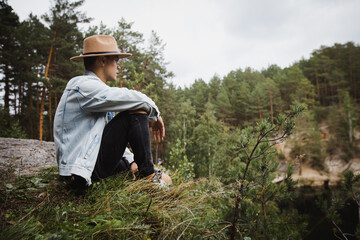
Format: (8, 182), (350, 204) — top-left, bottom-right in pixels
(275, 124), (360, 186)
(0, 137), (56, 177)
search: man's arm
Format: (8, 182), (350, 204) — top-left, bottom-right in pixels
(76, 78), (160, 117)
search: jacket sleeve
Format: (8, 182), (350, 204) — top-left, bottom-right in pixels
(76, 77), (160, 118)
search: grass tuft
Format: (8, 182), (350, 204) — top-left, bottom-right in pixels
(1, 168), (227, 239)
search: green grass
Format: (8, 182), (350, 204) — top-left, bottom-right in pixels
(0, 167), (228, 240)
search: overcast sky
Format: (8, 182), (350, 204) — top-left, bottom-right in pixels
(9, 0), (360, 88)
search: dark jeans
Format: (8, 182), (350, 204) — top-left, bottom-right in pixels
(92, 111), (155, 180)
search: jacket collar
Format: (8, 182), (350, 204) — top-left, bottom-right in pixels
(84, 70), (105, 84)
(84, 70), (98, 77)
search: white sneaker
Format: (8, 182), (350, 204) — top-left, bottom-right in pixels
(151, 169), (171, 187)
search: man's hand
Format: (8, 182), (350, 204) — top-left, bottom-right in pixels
(150, 116), (165, 143)
(130, 162), (139, 180)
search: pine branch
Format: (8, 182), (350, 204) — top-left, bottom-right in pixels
(332, 221), (349, 240)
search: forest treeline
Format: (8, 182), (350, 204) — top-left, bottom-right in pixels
(1, 0), (360, 179)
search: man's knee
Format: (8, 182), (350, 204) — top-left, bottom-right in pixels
(129, 110), (147, 115)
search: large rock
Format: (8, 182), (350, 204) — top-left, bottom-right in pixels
(0, 137), (56, 176)
(325, 155), (360, 174)
(275, 156), (360, 186)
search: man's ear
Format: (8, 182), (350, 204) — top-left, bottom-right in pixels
(97, 56), (106, 67)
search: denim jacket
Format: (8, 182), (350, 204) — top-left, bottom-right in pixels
(54, 71), (159, 185)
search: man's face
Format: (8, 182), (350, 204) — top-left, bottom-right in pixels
(104, 56), (120, 82)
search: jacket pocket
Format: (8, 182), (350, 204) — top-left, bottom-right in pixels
(84, 134), (100, 159)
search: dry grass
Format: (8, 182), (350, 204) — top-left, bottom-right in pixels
(0, 168), (228, 240)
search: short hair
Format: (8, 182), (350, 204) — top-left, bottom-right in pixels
(83, 56), (98, 71)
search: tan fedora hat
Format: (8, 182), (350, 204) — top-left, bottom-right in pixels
(70, 35), (132, 61)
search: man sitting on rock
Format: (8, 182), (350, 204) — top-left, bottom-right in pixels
(53, 35), (171, 190)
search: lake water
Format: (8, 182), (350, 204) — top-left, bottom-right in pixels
(293, 185), (359, 240)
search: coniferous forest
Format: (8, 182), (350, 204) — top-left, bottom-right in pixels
(1, 0), (360, 239)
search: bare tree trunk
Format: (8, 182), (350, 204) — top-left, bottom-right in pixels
(18, 83), (22, 115)
(14, 90), (17, 115)
(36, 83), (39, 117)
(315, 73), (320, 104)
(257, 98), (263, 119)
(323, 63), (329, 105)
(29, 90), (34, 139)
(269, 92), (274, 124)
(299, 153), (303, 176)
(4, 64), (10, 114)
(21, 83), (25, 116)
(324, 85), (328, 105)
(330, 84), (335, 105)
(349, 46), (355, 99)
(54, 93), (58, 112)
(49, 91), (53, 141)
(335, 75), (340, 104)
(119, 47), (124, 88)
(261, 185), (266, 217)
(136, 55), (148, 91)
(39, 86), (46, 140)
(208, 145), (212, 177)
(183, 118), (187, 151)
(231, 187), (243, 240)
(348, 112), (353, 145)
(39, 30), (56, 140)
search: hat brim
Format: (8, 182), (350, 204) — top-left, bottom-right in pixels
(70, 52), (132, 62)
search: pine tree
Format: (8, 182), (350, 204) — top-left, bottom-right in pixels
(216, 84), (234, 124)
(38, 0), (90, 140)
(13, 14), (50, 138)
(229, 105), (306, 239)
(0, 0), (19, 114)
(192, 102), (222, 177)
(169, 99), (196, 152)
(111, 18), (145, 89)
